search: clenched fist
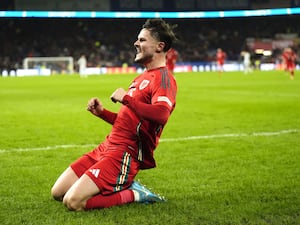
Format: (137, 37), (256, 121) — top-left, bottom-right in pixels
(87, 97), (103, 117)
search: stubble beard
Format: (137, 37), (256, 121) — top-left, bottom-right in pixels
(134, 52), (153, 65)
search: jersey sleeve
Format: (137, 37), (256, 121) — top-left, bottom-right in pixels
(99, 108), (117, 125)
(122, 95), (171, 125)
(122, 68), (177, 125)
(151, 69), (177, 110)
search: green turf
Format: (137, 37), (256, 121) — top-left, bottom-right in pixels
(0, 71), (299, 225)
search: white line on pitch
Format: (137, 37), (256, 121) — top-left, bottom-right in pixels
(0, 129), (298, 154)
(0, 144), (96, 154)
(159, 129), (299, 142)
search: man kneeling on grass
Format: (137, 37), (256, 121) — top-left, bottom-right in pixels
(51, 18), (178, 211)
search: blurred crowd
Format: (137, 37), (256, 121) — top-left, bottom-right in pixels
(0, 15), (300, 72)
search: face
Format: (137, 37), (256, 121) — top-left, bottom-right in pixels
(134, 28), (164, 65)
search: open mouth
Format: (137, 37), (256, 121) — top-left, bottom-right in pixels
(136, 47), (141, 54)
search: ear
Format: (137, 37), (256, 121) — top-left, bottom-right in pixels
(156, 42), (165, 53)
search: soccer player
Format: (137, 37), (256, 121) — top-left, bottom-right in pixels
(77, 54), (87, 78)
(216, 48), (227, 75)
(166, 48), (178, 73)
(282, 47), (297, 80)
(51, 19), (178, 211)
(241, 50), (252, 74)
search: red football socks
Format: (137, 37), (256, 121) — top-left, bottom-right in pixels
(85, 189), (134, 209)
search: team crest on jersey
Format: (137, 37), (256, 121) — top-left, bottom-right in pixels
(139, 80), (150, 90)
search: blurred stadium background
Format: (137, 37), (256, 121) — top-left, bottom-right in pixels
(0, 0), (300, 76)
(1, 2), (300, 224)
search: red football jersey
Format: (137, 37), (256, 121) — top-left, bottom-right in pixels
(216, 50), (226, 65)
(166, 48), (178, 72)
(103, 67), (177, 169)
(282, 50), (296, 64)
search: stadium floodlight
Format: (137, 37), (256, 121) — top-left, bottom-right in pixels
(23, 57), (74, 74)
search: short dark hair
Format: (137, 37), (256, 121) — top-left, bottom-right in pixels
(142, 18), (178, 52)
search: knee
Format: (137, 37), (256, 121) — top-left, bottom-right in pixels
(51, 186), (64, 201)
(51, 187), (63, 201)
(63, 194), (86, 211)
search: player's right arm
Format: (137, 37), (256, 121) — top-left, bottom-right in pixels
(87, 97), (117, 125)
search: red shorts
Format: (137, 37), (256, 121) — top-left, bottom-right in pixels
(70, 143), (139, 195)
(217, 60), (224, 66)
(286, 62), (295, 71)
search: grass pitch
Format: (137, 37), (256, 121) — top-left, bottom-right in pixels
(0, 70), (299, 225)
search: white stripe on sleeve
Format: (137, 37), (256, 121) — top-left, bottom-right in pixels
(157, 96), (172, 107)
